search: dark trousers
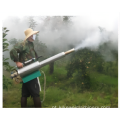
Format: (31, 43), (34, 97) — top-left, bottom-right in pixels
(21, 78), (41, 108)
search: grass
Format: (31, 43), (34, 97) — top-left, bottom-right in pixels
(3, 65), (118, 108)
(89, 71), (118, 85)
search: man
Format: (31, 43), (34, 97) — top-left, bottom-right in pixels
(10, 28), (41, 108)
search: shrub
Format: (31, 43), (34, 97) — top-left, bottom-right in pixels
(3, 75), (12, 90)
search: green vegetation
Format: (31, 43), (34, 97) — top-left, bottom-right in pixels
(3, 27), (14, 90)
(3, 61), (118, 108)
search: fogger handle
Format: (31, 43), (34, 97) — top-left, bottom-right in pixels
(17, 56), (42, 68)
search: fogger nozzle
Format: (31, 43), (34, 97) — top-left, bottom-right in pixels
(64, 48), (75, 55)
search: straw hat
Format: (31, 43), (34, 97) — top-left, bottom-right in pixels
(24, 28), (39, 41)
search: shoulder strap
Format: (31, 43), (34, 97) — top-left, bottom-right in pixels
(35, 50), (38, 58)
(32, 42), (38, 58)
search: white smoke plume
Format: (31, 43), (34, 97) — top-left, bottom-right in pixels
(2, 15), (118, 66)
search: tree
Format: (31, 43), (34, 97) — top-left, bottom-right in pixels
(3, 27), (14, 71)
(66, 48), (104, 91)
(63, 16), (72, 28)
(3, 27), (9, 52)
(9, 38), (23, 48)
(29, 16), (37, 30)
(47, 46), (59, 74)
(42, 16), (73, 74)
(3, 27), (13, 89)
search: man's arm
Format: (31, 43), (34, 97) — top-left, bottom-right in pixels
(10, 42), (24, 68)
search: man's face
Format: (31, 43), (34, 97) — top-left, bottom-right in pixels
(28, 35), (34, 42)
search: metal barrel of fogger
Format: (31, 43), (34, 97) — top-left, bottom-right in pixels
(18, 48), (75, 78)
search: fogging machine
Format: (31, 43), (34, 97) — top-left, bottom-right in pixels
(11, 48), (75, 83)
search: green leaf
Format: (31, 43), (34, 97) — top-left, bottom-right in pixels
(3, 58), (9, 61)
(3, 49), (9, 52)
(3, 46), (9, 50)
(3, 33), (7, 38)
(3, 27), (7, 30)
(3, 42), (9, 46)
(5, 30), (9, 32)
(3, 62), (9, 66)
(3, 39), (7, 42)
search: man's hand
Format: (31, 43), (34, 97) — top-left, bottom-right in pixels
(16, 62), (23, 68)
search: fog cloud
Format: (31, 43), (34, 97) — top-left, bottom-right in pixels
(2, 15), (118, 65)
